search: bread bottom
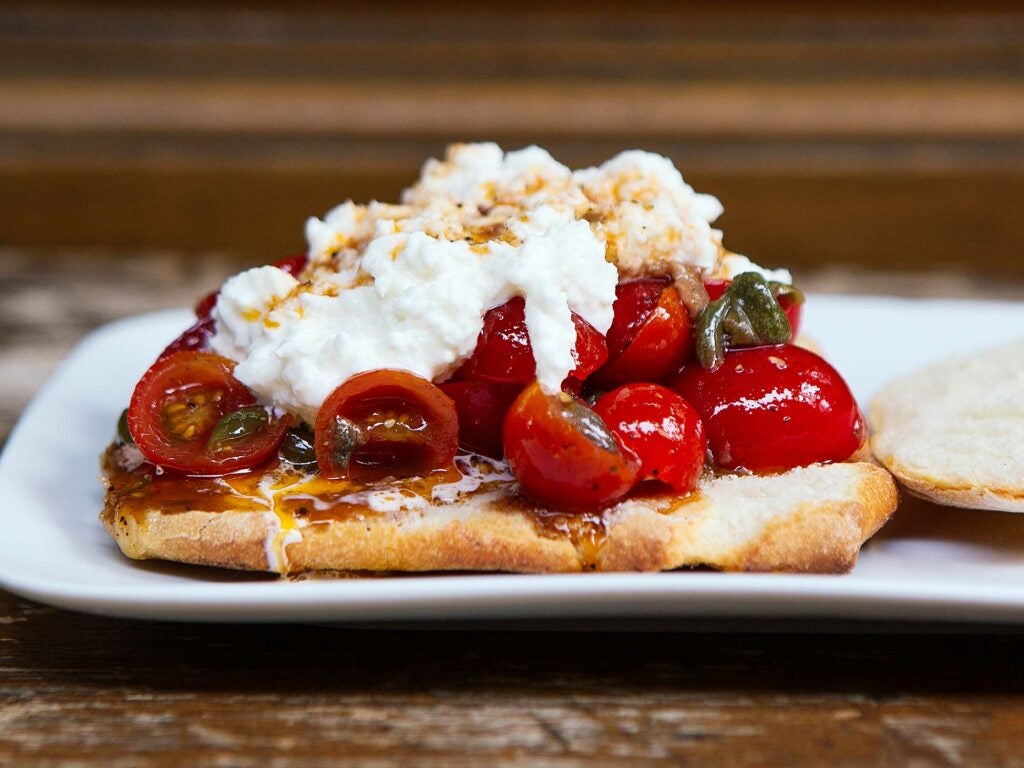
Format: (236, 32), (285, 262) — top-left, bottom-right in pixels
(102, 459), (897, 575)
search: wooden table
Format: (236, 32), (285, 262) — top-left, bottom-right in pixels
(2, 249), (1023, 766)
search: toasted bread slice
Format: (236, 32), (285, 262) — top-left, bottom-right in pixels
(871, 340), (1024, 513)
(101, 457), (896, 575)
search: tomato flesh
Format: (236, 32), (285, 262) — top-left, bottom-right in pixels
(452, 297), (607, 384)
(672, 344), (863, 472)
(315, 370), (458, 481)
(593, 383), (706, 493)
(595, 279), (694, 386)
(704, 277), (803, 338)
(128, 351), (289, 474)
(503, 383), (640, 511)
(440, 380), (523, 458)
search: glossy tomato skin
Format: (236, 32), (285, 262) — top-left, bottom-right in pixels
(440, 380), (523, 458)
(593, 383), (706, 493)
(158, 316), (216, 360)
(672, 344), (863, 472)
(194, 291), (219, 320)
(595, 280), (694, 387)
(128, 351), (289, 474)
(452, 297), (607, 384)
(503, 383), (640, 511)
(704, 278), (803, 338)
(315, 369), (458, 482)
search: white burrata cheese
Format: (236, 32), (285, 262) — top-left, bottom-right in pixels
(212, 142), (776, 423)
(716, 253), (793, 285)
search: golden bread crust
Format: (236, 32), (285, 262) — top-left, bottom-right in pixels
(870, 340), (1024, 514)
(102, 460), (897, 575)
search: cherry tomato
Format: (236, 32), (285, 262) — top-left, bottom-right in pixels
(440, 380), (524, 458)
(704, 278), (803, 338)
(503, 383), (640, 511)
(158, 316), (215, 360)
(452, 297), (607, 384)
(194, 290), (219, 320)
(593, 383), (706, 493)
(595, 279), (693, 387)
(315, 370), (458, 482)
(128, 351), (289, 474)
(672, 344), (863, 472)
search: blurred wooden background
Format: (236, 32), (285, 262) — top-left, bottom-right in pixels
(2, 0), (1023, 277)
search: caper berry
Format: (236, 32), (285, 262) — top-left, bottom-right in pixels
(116, 408), (134, 445)
(206, 406), (269, 454)
(279, 424), (318, 467)
(695, 272), (796, 371)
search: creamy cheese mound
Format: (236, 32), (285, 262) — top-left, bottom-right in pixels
(211, 142), (777, 423)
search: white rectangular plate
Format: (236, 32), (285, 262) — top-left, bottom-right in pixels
(2, 295), (1023, 624)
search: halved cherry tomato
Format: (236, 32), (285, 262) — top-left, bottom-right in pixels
(704, 278), (803, 338)
(672, 344), (863, 472)
(593, 383), (706, 493)
(503, 383), (640, 511)
(451, 297), (607, 384)
(158, 316), (215, 360)
(314, 370), (458, 482)
(440, 380), (523, 458)
(594, 279), (693, 387)
(127, 351), (289, 474)
(194, 252), (308, 321)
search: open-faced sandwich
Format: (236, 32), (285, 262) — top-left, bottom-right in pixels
(101, 143), (897, 575)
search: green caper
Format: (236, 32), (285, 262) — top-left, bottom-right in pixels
(116, 408), (135, 445)
(206, 406), (269, 454)
(695, 295), (732, 370)
(563, 397), (619, 454)
(730, 272), (792, 344)
(695, 272), (798, 371)
(327, 416), (365, 469)
(279, 424), (318, 467)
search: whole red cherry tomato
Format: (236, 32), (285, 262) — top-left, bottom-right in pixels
(128, 351), (289, 474)
(440, 380), (524, 458)
(672, 344), (863, 472)
(452, 297), (607, 384)
(593, 383), (706, 493)
(704, 277), (803, 338)
(315, 370), (458, 482)
(595, 279), (693, 387)
(503, 383), (640, 511)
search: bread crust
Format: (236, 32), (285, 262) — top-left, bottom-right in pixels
(870, 340), (1024, 514)
(102, 460), (897, 575)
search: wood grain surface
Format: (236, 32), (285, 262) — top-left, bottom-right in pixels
(2, 586), (1024, 768)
